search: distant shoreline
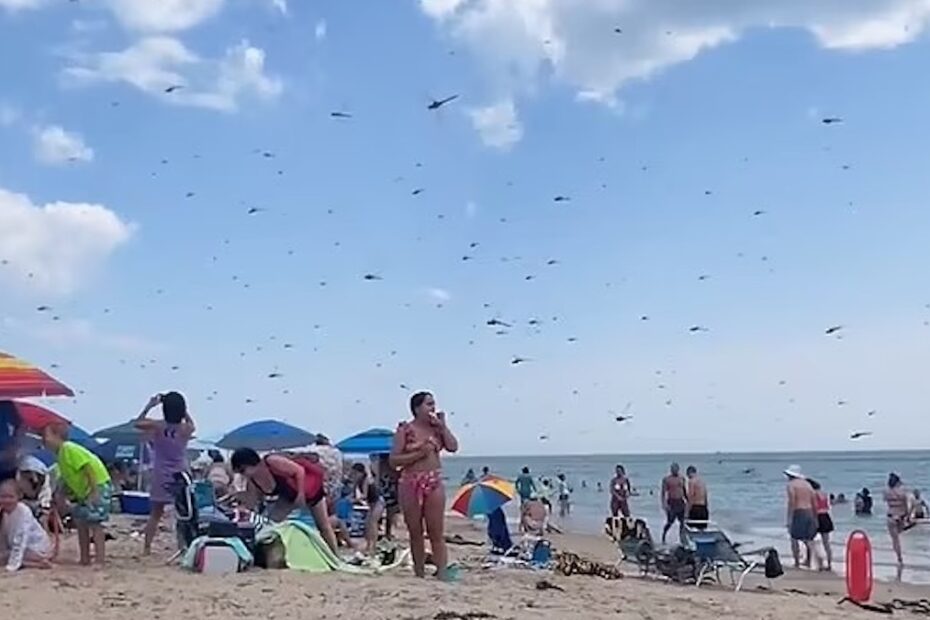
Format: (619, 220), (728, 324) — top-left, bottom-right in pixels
(447, 448), (930, 460)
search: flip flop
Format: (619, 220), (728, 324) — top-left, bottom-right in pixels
(439, 563), (462, 583)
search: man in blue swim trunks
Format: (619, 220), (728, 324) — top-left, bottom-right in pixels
(785, 464), (817, 569)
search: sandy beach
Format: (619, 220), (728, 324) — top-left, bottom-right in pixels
(1, 514), (925, 620)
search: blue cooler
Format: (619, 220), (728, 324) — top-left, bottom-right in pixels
(120, 491), (151, 515)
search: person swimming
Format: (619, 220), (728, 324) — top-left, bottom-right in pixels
(855, 487), (873, 516)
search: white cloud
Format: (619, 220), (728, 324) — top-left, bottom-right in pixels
(468, 98), (523, 149)
(0, 186), (134, 296)
(314, 19), (327, 41)
(104, 0), (224, 32)
(427, 288), (452, 303)
(32, 125), (94, 165)
(421, 0), (930, 109)
(64, 37), (282, 112)
(270, 0), (287, 15)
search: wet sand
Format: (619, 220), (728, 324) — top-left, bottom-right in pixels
(0, 513), (924, 620)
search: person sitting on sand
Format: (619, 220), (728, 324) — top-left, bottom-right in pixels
(686, 465), (709, 529)
(808, 479), (834, 571)
(134, 392), (195, 555)
(42, 424), (111, 566)
(884, 473), (912, 566)
(17, 455), (52, 528)
(855, 488), (873, 516)
(389, 391), (459, 580)
(911, 489), (929, 521)
(207, 452), (232, 497)
(0, 479), (52, 571)
(521, 496), (548, 535)
(230, 447), (340, 553)
(609, 465), (631, 518)
(784, 465), (817, 569)
(660, 462), (688, 544)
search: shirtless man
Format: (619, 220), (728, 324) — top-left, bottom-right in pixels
(784, 465), (817, 568)
(660, 462), (688, 544)
(686, 465), (709, 529)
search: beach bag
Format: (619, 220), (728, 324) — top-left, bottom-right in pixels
(764, 548), (784, 579)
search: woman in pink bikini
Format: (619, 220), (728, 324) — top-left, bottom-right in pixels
(390, 391), (459, 579)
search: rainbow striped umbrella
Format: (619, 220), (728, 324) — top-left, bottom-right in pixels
(450, 476), (516, 517)
(0, 351), (74, 398)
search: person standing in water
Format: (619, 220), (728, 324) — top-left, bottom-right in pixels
(686, 465), (709, 529)
(809, 479), (834, 571)
(515, 467), (536, 506)
(884, 472), (912, 567)
(784, 465), (817, 569)
(556, 473), (572, 518)
(660, 462), (688, 544)
(134, 392), (194, 556)
(390, 392), (459, 580)
(609, 465), (632, 518)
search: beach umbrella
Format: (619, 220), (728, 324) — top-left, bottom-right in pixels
(12, 401), (69, 432)
(216, 419), (316, 451)
(93, 420), (144, 445)
(0, 351), (74, 398)
(450, 477), (517, 518)
(336, 427), (394, 455)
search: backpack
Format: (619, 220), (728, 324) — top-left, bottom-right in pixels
(764, 548), (784, 579)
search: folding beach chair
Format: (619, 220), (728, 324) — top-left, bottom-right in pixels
(606, 516), (656, 575)
(682, 522), (780, 591)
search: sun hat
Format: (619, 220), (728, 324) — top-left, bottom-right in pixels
(784, 464), (804, 479)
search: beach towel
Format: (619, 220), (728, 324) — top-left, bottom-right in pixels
(256, 520), (406, 574)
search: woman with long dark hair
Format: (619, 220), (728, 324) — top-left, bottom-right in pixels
(390, 391), (458, 579)
(134, 392), (194, 555)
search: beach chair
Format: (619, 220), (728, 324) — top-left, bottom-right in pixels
(606, 516), (656, 575)
(682, 522), (779, 591)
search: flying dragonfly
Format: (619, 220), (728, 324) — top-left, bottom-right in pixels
(850, 431), (872, 440)
(427, 94), (459, 110)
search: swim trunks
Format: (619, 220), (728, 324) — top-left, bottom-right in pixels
(688, 504), (709, 529)
(666, 498), (686, 525)
(789, 509), (816, 541)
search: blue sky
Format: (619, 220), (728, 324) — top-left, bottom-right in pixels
(2, 0), (930, 455)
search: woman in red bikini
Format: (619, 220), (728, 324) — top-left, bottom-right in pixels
(390, 391), (459, 579)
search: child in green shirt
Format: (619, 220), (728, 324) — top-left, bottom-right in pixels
(42, 424), (112, 566)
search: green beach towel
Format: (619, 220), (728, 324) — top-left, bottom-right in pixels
(256, 520), (407, 574)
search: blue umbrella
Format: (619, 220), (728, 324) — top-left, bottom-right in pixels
(216, 419), (316, 451)
(93, 420), (144, 445)
(336, 428), (394, 455)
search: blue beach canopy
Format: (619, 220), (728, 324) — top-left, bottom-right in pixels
(93, 420), (144, 445)
(216, 419), (316, 451)
(336, 428), (394, 455)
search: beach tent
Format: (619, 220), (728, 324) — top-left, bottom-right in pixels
(216, 419), (316, 451)
(336, 428), (394, 455)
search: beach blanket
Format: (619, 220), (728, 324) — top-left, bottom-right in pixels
(256, 520), (407, 574)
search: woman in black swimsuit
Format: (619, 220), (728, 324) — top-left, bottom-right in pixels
(231, 448), (339, 553)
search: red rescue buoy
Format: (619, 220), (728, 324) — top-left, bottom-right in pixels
(846, 530), (873, 603)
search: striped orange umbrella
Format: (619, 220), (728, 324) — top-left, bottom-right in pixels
(0, 351), (74, 398)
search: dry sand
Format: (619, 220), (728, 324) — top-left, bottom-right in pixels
(0, 514), (925, 620)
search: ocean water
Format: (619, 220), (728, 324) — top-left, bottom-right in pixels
(443, 451), (930, 584)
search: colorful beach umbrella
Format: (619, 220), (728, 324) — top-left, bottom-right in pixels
(336, 427), (394, 455)
(0, 351), (73, 398)
(450, 477), (516, 518)
(216, 419), (316, 451)
(12, 401), (69, 432)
